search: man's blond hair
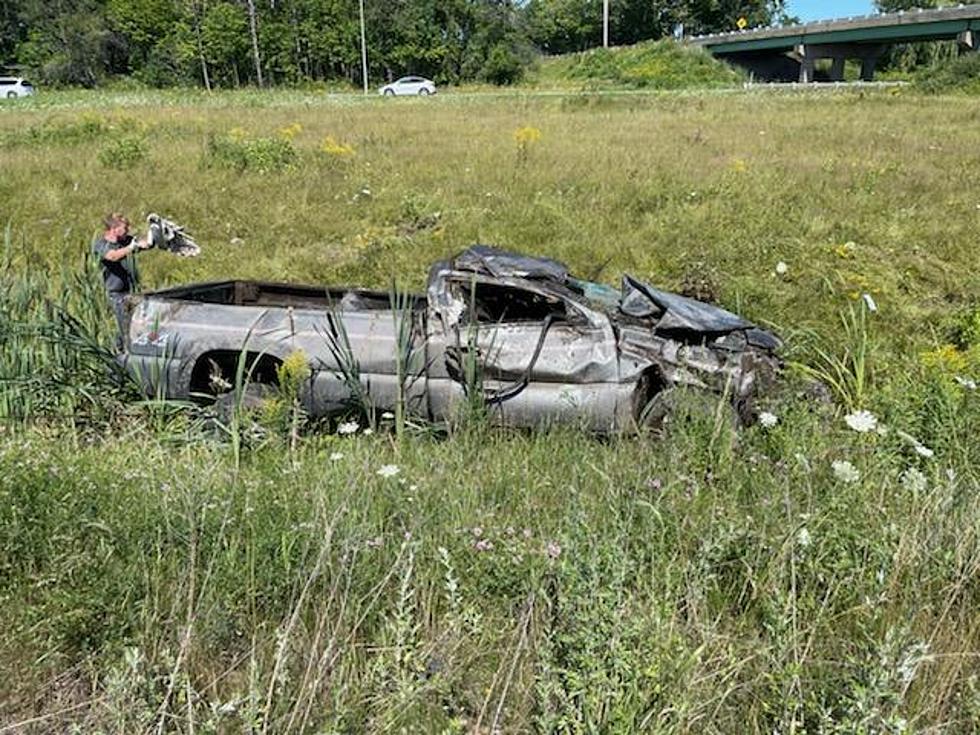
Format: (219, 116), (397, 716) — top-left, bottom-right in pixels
(103, 212), (129, 230)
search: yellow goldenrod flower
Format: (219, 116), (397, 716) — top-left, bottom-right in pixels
(278, 122), (303, 140)
(920, 344), (968, 373)
(513, 125), (542, 145)
(321, 135), (355, 157)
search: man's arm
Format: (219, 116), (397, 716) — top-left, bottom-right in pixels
(101, 238), (149, 262)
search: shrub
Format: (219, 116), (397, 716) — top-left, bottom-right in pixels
(204, 131), (297, 172)
(98, 136), (148, 168)
(915, 53), (980, 94)
(481, 43), (526, 85)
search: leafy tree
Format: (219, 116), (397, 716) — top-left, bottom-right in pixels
(201, 1), (250, 86)
(15, 2), (112, 86)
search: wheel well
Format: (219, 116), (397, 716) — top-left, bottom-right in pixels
(633, 366), (668, 423)
(190, 350), (282, 397)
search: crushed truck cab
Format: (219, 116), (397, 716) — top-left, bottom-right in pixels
(123, 245), (781, 432)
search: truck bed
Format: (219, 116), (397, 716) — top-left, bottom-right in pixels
(144, 280), (425, 311)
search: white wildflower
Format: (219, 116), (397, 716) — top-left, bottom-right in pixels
(377, 464), (400, 478)
(329, 452), (344, 461)
(844, 410), (878, 433)
(897, 642), (930, 686)
(362, 428), (374, 436)
(796, 527), (812, 548)
(900, 467), (927, 494)
(896, 429), (934, 459)
(758, 411), (778, 428)
(832, 459), (860, 484)
(337, 421), (359, 435)
(381, 411), (395, 420)
(954, 375), (977, 391)
(914, 443), (934, 459)
(775, 261), (788, 276)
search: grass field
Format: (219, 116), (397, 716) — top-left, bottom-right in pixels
(1, 87), (980, 733)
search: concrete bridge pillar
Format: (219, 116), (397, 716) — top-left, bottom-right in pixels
(794, 43), (886, 83)
(830, 57), (846, 81)
(959, 30), (978, 51)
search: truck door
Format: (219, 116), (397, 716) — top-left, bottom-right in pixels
(426, 273), (619, 430)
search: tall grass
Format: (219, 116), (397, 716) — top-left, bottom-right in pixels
(1, 88), (980, 731)
(0, 226), (133, 423)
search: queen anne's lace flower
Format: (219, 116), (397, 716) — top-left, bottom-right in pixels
(376, 464), (399, 478)
(844, 410), (877, 433)
(758, 411), (778, 428)
(832, 459), (860, 484)
(337, 421), (359, 435)
(900, 468), (927, 494)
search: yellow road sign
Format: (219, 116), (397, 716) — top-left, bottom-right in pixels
(737, 16), (748, 29)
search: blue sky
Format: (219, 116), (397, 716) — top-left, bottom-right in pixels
(786, 1), (876, 22)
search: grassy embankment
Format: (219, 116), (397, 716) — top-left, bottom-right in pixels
(2, 89), (980, 732)
(526, 40), (745, 90)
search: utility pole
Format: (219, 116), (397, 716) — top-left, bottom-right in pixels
(359, 0), (369, 94)
(603, 0), (609, 48)
(245, 0), (263, 87)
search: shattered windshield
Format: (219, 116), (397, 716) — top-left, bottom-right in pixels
(567, 277), (623, 314)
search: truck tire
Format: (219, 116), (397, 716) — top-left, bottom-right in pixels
(639, 386), (736, 436)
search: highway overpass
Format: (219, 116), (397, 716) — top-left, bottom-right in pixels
(690, 4), (980, 82)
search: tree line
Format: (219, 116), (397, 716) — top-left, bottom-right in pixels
(0, 0), (786, 89)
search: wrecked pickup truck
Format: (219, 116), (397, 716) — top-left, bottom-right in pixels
(123, 245), (781, 431)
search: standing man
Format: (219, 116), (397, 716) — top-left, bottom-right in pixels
(92, 212), (157, 350)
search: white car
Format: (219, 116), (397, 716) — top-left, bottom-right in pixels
(378, 76), (436, 97)
(0, 77), (35, 99)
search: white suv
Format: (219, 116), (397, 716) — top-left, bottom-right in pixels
(378, 76), (436, 97)
(0, 77), (35, 99)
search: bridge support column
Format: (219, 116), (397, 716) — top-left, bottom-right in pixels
(830, 57), (846, 82)
(857, 45), (885, 81)
(795, 43), (885, 83)
(959, 30), (978, 51)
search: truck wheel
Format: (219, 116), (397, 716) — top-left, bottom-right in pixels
(639, 386), (736, 436)
(214, 383), (278, 424)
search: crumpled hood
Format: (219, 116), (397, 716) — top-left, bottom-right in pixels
(620, 275), (753, 333)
